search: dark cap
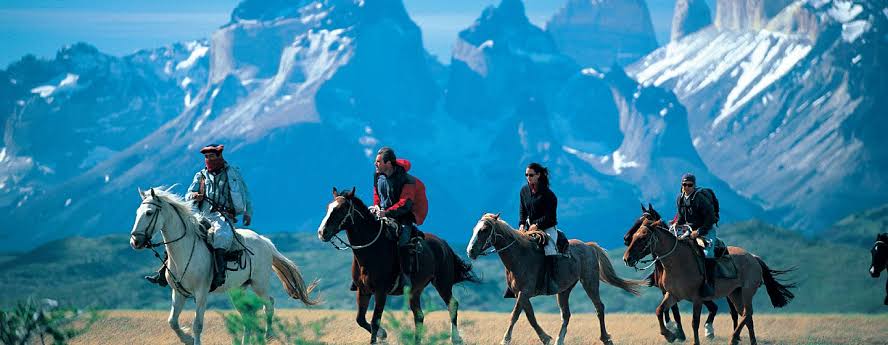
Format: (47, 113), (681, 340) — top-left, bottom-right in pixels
(200, 144), (224, 154)
(681, 173), (696, 183)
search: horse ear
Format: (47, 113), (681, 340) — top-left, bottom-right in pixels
(332, 187), (338, 198)
(150, 188), (156, 198)
(641, 203), (647, 213)
(648, 203), (654, 213)
(494, 212), (501, 220)
(349, 186), (356, 197)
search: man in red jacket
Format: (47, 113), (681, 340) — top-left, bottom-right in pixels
(372, 147), (419, 287)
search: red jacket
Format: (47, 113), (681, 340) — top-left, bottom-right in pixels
(373, 159), (428, 225)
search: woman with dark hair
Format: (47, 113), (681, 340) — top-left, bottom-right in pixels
(519, 162), (561, 294)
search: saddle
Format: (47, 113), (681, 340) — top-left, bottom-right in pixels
(197, 218), (248, 262)
(689, 238), (736, 279)
(525, 229), (570, 255)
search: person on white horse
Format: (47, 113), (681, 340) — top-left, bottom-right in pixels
(145, 143), (253, 291)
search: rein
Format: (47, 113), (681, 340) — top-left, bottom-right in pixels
(140, 200), (197, 297)
(477, 220), (518, 256)
(632, 222), (680, 271)
(329, 199), (386, 251)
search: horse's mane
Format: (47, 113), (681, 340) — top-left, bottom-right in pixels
(338, 189), (373, 220)
(481, 213), (522, 237)
(143, 187), (201, 230)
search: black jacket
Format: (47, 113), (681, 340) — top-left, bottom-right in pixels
(519, 184), (558, 230)
(674, 188), (717, 235)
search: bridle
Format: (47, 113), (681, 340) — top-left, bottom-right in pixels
(136, 196), (197, 297)
(475, 219), (517, 257)
(629, 220), (680, 271)
(328, 198), (386, 251)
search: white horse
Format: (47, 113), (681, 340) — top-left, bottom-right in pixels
(129, 187), (319, 345)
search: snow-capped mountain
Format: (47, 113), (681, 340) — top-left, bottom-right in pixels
(2, 0), (881, 250)
(547, 0), (659, 67)
(0, 41), (208, 213)
(629, 0), (888, 231)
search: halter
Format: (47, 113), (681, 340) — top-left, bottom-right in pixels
(138, 198), (197, 297)
(631, 221), (680, 271)
(329, 198), (386, 251)
(476, 219), (518, 256)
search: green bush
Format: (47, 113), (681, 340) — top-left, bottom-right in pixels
(223, 289), (328, 345)
(0, 298), (102, 345)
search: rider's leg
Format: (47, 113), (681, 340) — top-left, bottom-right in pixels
(209, 212), (233, 291)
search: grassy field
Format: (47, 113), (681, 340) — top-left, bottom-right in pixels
(71, 310), (887, 345)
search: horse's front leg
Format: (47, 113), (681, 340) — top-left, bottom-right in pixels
(520, 294), (552, 345)
(355, 291), (372, 334)
(370, 291), (388, 344)
(554, 288), (572, 345)
(655, 292), (678, 343)
(409, 286), (425, 345)
(168, 290), (193, 345)
(501, 292), (524, 345)
(691, 302), (702, 345)
(193, 292), (208, 345)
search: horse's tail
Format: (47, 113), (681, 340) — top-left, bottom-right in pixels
(588, 241), (643, 295)
(269, 241), (321, 306)
(755, 256), (796, 308)
(445, 241), (480, 284)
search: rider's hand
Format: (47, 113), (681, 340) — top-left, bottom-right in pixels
(690, 230), (699, 239)
(368, 205), (381, 216)
(379, 210), (388, 218)
(518, 224), (526, 232)
(243, 214), (252, 226)
(190, 192), (204, 201)
(528, 224), (539, 232)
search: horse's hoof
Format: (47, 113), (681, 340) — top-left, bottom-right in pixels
(377, 328), (388, 340)
(540, 334), (553, 345)
(501, 338), (512, 345)
(730, 336), (741, 345)
(675, 331), (686, 342)
(601, 338), (614, 345)
(663, 331), (677, 343)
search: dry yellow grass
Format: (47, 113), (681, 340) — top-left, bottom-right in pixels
(71, 310), (886, 345)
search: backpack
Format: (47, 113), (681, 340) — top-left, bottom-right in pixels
(694, 187), (720, 224)
(412, 176), (429, 225)
(396, 158), (429, 225)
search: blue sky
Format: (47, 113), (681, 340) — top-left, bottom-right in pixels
(0, 0), (684, 66)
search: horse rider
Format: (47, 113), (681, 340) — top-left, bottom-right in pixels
(370, 147), (420, 289)
(672, 173), (718, 297)
(519, 162), (563, 294)
(145, 144), (253, 291)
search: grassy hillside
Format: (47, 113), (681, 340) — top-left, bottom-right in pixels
(1, 216), (886, 314)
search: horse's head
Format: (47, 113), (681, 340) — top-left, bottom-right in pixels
(130, 188), (166, 250)
(623, 216), (665, 267)
(467, 213), (502, 260)
(871, 233), (888, 278)
(317, 187), (360, 242)
(624, 203), (662, 246)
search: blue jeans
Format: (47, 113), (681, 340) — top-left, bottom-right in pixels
(702, 229), (718, 259)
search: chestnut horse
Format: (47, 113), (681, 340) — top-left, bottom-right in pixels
(623, 204), (737, 340)
(623, 205), (796, 345)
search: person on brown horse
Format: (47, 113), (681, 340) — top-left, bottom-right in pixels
(673, 173), (719, 297)
(144, 144), (253, 291)
(503, 162), (565, 297)
(624, 205), (796, 345)
(370, 147), (420, 288)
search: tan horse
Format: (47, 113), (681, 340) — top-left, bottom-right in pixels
(623, 209), (796, 345)
(467, 213), (644, 345)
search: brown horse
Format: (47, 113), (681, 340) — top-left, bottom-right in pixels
(623, 205), (796, 345)
(467, 213), (644, 345)
(623, 204), (737, 341)
(870, 232), (888, 305)
(317, 188), (479, 344)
